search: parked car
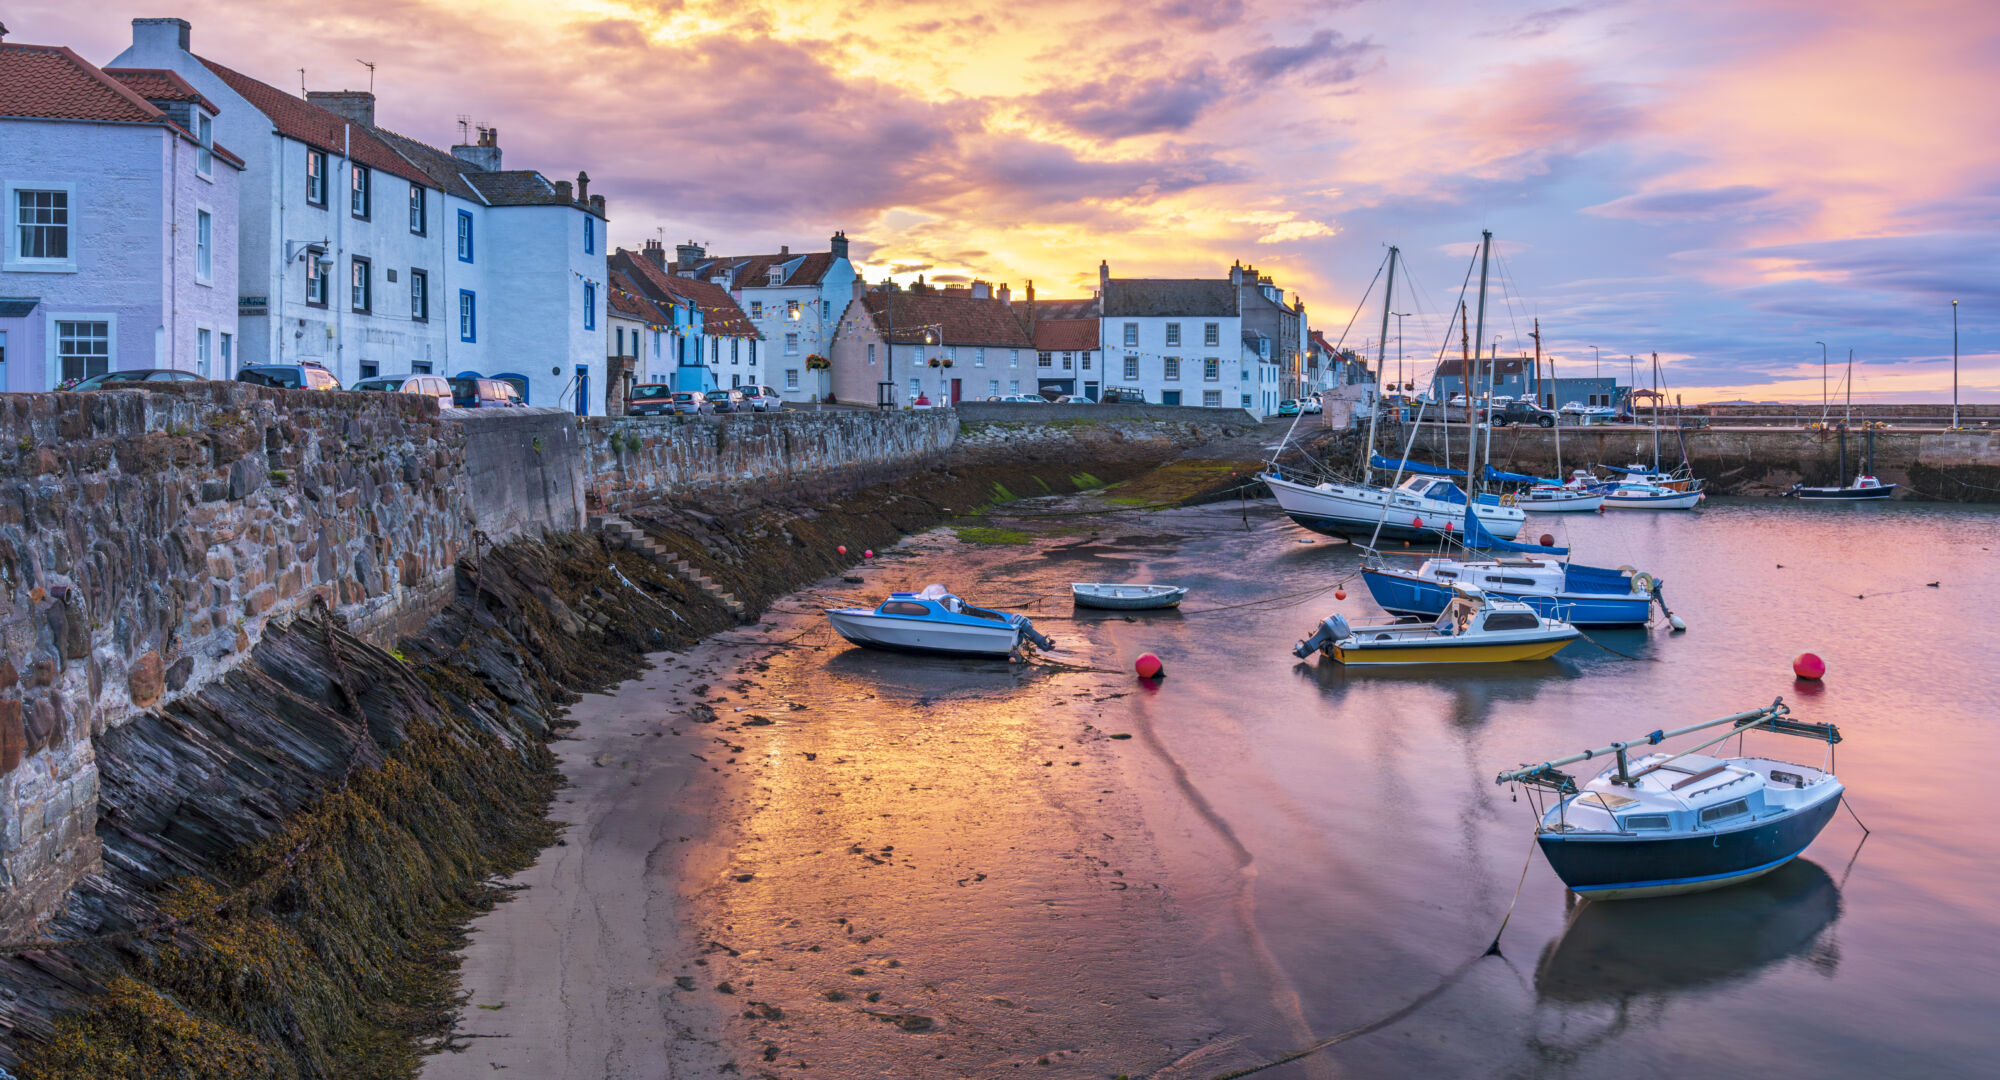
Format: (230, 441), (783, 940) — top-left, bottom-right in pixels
(350, 374), (454, 409)
(448, 376), (524, 408)
(1276, 399), (1302, 416)
(704, 388), (748, 413)
(670, 390), (714, 414)
(741, 385), (783, 412)
(1302, 396), (1323, 414)
(69, 369), (206, 390)
(626, 383), (677, 417)
(1491, 399), (1557, 428)
(236, 363), (340, 391)
(985, 393), (1046, 403)
(1098, 387), (1146, 404)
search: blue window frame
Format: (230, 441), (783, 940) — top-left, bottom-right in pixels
(459, 290), (476, 342)
(583, 215), (595, 254)
(457, 210), (474, 262)
(584, 282), (596, 330)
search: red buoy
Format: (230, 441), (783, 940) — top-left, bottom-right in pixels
(1540, 534), (1556, 547)
(838, 545), (848, 555)
(1792, 652), (1826, 680)
(1411, 516), (1424, 529)
(1134, 653), (1164, 679)
(863, 549), (874, 559)
(1335, 589), (1347, 600)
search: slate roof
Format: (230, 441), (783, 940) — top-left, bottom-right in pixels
(1101, 278), (1238, 318)
(102, 66), (218, 113)
(1032, 318), (1099, 352)
(1027, 297), (1099, 321)
(198, 55), (433, 189)
(859, 290), (1034, 348)
(673, 251), (836, 288)
(370, 127), (489, 203)
(613, 250), (759, 337)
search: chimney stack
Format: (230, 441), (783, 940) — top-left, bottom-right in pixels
(970, 280), (990, 300)
(590, 193), (606, 218)
(1098, 260), (1109, 295)
(829, 230), (849, 260)
(642, 238), (666, 268)
(131, 17), (191, 54)
(780, 244), (790, 257)
(307, 90), (375, 128)
(675, 241), (705, 268)
(997, 283), (1011, 306)
(1230, 261), (1244, 286)
(575, 171), (589, 202)
(452, 126), (501, 170)
(554, 179), (572, 202)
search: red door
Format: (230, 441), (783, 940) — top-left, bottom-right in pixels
(950, 378), (962, 404)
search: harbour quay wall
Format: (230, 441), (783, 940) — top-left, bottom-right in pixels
(1400, 424), (2000, 500)
(955, 401), (1259, 425)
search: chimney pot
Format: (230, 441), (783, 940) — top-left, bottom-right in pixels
(576, 171), (590, 201)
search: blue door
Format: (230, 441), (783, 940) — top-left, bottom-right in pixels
(575, 364), (590, 416)
(1162, 390), (1182, 406)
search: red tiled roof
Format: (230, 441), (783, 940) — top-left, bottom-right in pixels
(197, 55), (434, 189)
(608, 269), (672, 326)
(0, 43), (168, 123)
(103, 67), (218, 113)
(614, 250), (759, 337)
(860, 290), (1035, 348)
(1032, 318), (1099, 352)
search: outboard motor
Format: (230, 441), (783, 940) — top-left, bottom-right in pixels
(1017, 617), (1055, 651)
(1293, 613), (1351, 658)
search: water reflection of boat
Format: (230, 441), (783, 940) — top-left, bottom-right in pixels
(1497, 698), (1844, 899)
(824, 585), (1054, 658)
(1536, 858), (1841, 1003)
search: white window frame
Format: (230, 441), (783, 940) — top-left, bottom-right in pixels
(44, 312), (116, 387)
(1009, 349), (1019, 367)
(306, 148), (327, 206)
(1165, 322), (1181, 347)
(196, 326), (212, 377)
(785, 332), (800, 355)
(6, 182), (78, 273)
(1123, 355), (1139, 380)
(750, 300), (763, 317)
(195, 207), (213, 285)
(987, 378), (999, 396)
(975, 348), (986, 367)
(351, 164), (370, 218)
(1204, 390), (1221, 408)
(1123, 323), (1138, 347)
(1037, 351), (1052, 368)
(785, 368), (799, 389)
(195, 112), (214, 178)
(1009, 379), (1020, 394)
(220, 331), (233, 378)
(1205, 358), (1220, 381)
(1204, 322), (1220, 347)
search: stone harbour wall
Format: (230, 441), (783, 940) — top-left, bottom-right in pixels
(0, 383), (473, 929)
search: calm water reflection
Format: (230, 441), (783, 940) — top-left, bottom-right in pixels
(959, 495), (1999, 1077)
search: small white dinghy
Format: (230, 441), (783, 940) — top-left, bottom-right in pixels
(1071, 583), (1187, 611)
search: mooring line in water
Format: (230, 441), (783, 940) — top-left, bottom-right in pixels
(1201, 834), (1541, 1080)
(1571, 626), (1658, 662)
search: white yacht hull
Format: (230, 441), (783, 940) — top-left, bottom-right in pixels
(1517, 490), (1606, 512)
(1262, 473), (1526, 540)
(1602, 489), (1703, 510)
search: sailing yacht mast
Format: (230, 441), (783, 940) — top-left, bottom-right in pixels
(1651, 351), (1662, 472)
(1550, 347), (1563, 481)
(1471, 231), (1493, 491)
(1360, 246), (1399, 488)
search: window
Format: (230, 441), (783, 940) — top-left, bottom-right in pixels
(351, 164), (370, 218)
(1623, 814), (1670, 831)
(975, 348), (986, 367)
(306, 149), (327, 206)
(306, 251), (327, 305)
(731, 339), (740, 364)
(732, 373), (742, 388)
(867, 343), (877, 365)
(196, 112), (213, 176)
(1164, 357), (1180, 381)
(219, 332), (231, 377)
(1037, 351), (1052, 368)
(749, 340), (758, 365)
(1203, 390), (1221, 407)
(653, 331), (661, 358)
(56, 320), (110, 381)
(350, 257), (371, 312)
(1062, 352), (1073, 370)
(408, 184), (426, 234)
(1009, 379), (1020, 393)
(1009, 349), (1019, 367)
(711, 339), (719, 363)
(1242, 393), (1252, 407)
(410, 269), (428, 321)
(583, 215), (595, 254)
(459, 290), (476, 342)
(786, 299), (801, 318)
(908, 377), (920, 399)
(457, 210), (474, 261)
(197, 328), (212, 376)
(195, 210), (212, 282)
(1165, 323), (1181, 347)
(1204, 323), (1219, 347)
(945, 346), (957, 362)
(988, 379), (999, 395)
(785, 332), (800, 355)
(13, 188), (69, 261)
(359, 361), (379, 380)
(785, 368), (799, 389)
(584, 283), (596, 330)
(1123, 323), (1138, 347)
(1081, 352), (1091, 371)
(750, 300), (764, 317)
(1204, 359), (1220, 381)
(821, 299), (832, 320)
(1699, 798), (1751, 825)
(1123, 355), (1139, 380)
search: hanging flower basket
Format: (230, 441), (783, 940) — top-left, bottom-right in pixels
(928, 357), (941, 368)
(805, 354), (831, 370)
(941, 358), (953, 368)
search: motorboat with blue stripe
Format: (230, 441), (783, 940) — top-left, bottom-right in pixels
(825, 584), (1054, 658)
(1496, 699), (1844, 900)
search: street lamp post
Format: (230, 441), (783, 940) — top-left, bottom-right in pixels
(1590, 345), (1600, 382)
(1952, 299), (1959, 429)
(1815, 340), (1827, 424)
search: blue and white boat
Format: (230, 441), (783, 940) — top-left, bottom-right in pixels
(825, 584), (1054, 658)
(1496, 699), (1845, 900)
(1362, 557), (1661, 627)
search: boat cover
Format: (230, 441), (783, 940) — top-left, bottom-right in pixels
(1483, 464), (1560, 485)
(1598, 463), (1674, 477)
(1372, 454), (1466, 478)
(1562, 562), (1636, 594)
(1461, 496), (1569, 555)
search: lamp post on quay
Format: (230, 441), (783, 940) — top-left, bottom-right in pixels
(1952, 299), (1960, 430)
(1815, 340), (1827, 424)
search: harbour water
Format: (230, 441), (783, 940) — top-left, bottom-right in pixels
(435, 495), (2000, 1078)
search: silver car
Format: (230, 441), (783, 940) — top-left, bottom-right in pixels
(741, 384), (783, 412)
(351, 373), (455, 409)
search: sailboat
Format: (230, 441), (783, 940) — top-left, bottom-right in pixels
(1597, 354), (1705, 508)
(1261, 242), (1528, 541)
(1791, 350), (1897, 500)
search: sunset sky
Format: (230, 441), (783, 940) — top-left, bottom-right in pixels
(17, 0), (1997, 401)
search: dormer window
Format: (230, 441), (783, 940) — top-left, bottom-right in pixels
(767, 267), (782, 285)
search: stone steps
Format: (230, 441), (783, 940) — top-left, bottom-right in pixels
(590, 514), (747, 620)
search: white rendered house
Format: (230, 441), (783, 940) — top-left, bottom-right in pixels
(1097, 262), (1245, 408)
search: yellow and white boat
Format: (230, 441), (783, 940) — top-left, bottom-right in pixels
(1293, 586), (1579, 665)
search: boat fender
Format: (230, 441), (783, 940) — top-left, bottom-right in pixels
(1630, 571), (1657, 595)
(1499, 493), (1516, 507)
(1645, 730), (1665, 745)
(1018, 618), (1055, 651)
